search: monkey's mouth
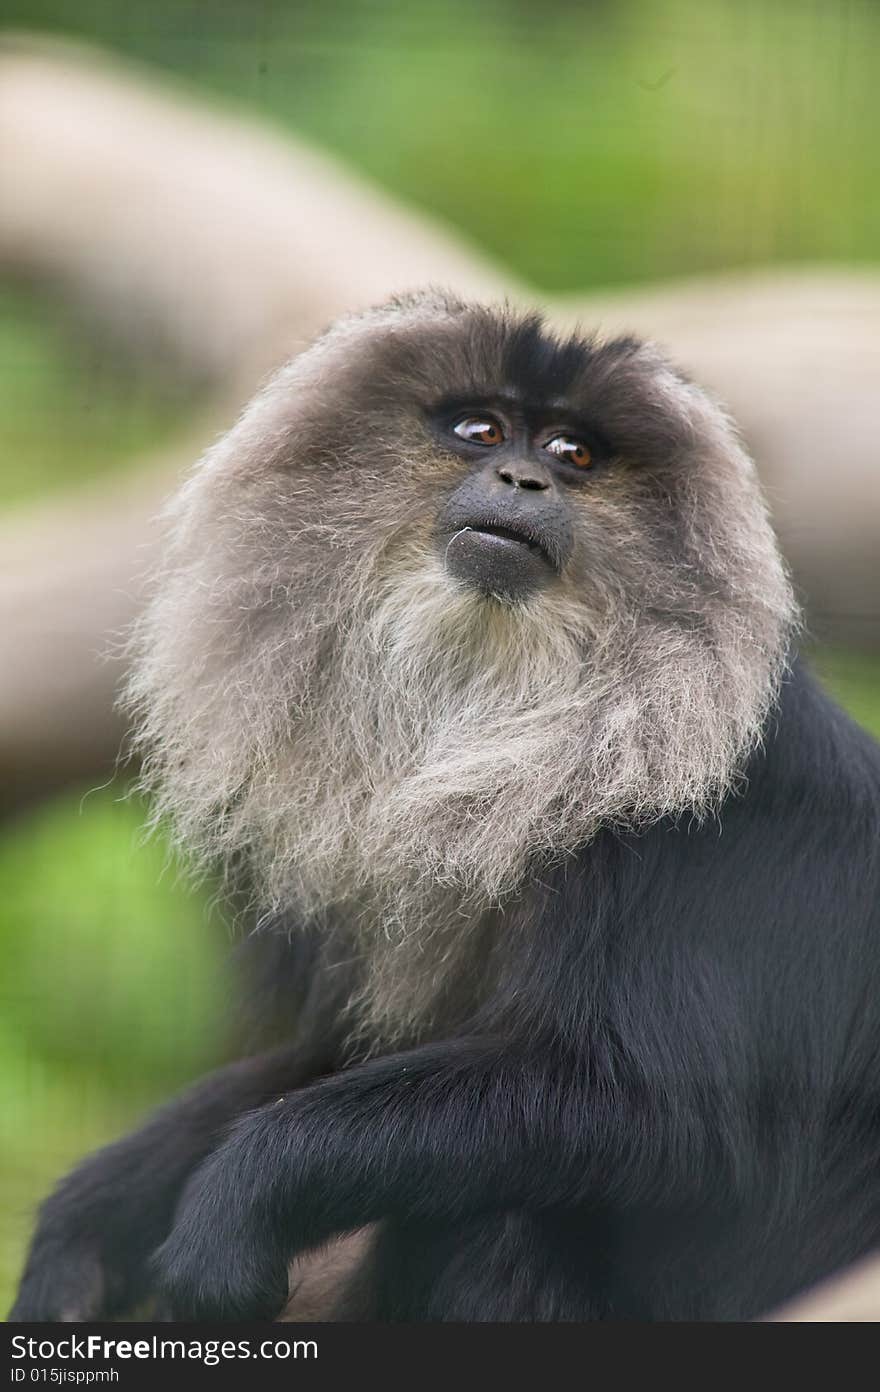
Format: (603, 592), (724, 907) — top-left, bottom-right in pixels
(442, 522), (557, 601)
(456, 523), (554, 565)
(466, 523), (552, 563)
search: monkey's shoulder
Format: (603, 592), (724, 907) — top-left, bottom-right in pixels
(751, 655), (880, 823)
(540, 658), (880, 1004)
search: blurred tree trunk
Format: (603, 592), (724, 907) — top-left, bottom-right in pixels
(768, 1251), (880, 1322)
(0, 437), (204, 816)
(0, 34), (512, 392)
(278, 1234), (880, 1321)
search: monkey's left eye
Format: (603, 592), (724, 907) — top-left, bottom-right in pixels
(453, 416), (505, 446)
(545, 435), (592, 468)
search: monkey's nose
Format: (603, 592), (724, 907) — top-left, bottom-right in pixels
(495, 460), (551, 491)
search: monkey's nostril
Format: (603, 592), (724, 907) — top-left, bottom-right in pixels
(497, 466), (549, 491)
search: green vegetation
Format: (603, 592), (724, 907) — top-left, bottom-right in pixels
(1, 0), (878, 1311)
(0, 788), (226, 1305)
(813, 650), (880, 739)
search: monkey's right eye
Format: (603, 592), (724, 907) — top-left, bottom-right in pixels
(453, 416), (505, 446)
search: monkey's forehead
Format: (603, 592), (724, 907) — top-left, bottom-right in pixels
(310, 294), (670, 414)
(278, 295), (701, 465)
(435, 308), (641, 403)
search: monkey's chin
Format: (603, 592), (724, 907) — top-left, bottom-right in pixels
(443, 526), (553, 603)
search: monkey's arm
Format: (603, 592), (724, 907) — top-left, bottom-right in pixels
(9, 1039), (336, 1322)
(156, 1037), (709, 1321)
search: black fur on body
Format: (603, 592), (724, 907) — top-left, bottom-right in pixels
(11, 294), (880, 1322)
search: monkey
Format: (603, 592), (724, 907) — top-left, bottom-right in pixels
(10, 290), (880, 1323)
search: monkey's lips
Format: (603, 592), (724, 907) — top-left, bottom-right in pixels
(443, 523), (555, 601)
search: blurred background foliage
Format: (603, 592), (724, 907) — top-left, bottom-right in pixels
(1, 0), (878, 1307)
(7, 0), (880, 293)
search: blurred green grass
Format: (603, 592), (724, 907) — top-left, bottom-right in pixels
(812, 651), (880, 739)
(1, 0), (879, 1313)
(0, 788), (227, 1307)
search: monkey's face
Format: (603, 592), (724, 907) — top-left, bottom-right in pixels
(129, 293), (796, 984)
(433, 402), (583, 603)
(229, 295), (765, 635)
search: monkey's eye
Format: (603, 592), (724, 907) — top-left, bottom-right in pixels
(453, 416), (505, 446)
(545, 435), (592, 469)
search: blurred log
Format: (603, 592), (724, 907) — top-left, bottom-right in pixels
(281, 1231), (374, 1322)
(0, 34), (512, 392)
(284, 1237), (880, 1321)
(769, 1250), (880, 1322)
(0, 36), (879, 818)
(0, 432), (209, 816)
